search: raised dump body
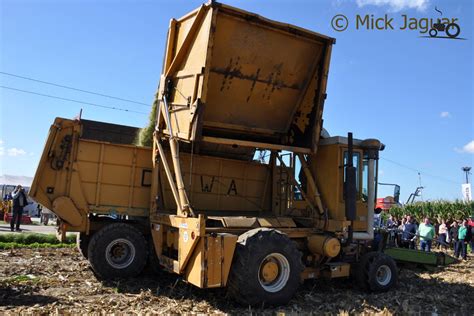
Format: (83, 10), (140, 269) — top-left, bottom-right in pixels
(156, 1), (334, 151)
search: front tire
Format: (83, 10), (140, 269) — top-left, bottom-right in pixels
(227, 229), (304, 306)
(87, 223), (148, 279)
(355, 252), (398, 292)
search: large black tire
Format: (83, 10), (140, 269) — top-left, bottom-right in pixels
(144, 239), (163, 275)
(87, 223), (148, 279)
(227, 229), (304, 306)
(354, 252), (378, 291)
(76, 233), (90, 259)
(355, 252), (397, 292)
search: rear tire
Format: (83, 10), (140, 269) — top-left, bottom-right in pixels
(87, 223), (148, 279)
(227, 229), (304, 306)
(77, 233), (90, 259)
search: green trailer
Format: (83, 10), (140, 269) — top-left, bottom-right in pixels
(384, 247), (458, 266)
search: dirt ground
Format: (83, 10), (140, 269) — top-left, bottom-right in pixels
(0, 248), (472, 315)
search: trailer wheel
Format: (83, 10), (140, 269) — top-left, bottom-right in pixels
(367, 253), (398, 292)
(354, 252), (378, 291)
(87, 223), (148, 279)
(76, 233), (90, 259)
(227, 229), (304, 306)
(355, 252), (397, 292)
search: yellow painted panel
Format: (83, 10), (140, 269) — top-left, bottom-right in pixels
(312, 145), (341, 220)
(103, 145), (134, 166)
(177, 8), (212, 74)
(133, 189), (151, 208)
(81, 182), (97, 205)
(99, 184), (130, 206)
(158, 151), (270, 213)
(101, 165), (131, 185)
(77, 142), (100, 163)
(76, 161), (99, 183)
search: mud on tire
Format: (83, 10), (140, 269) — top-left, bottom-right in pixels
(227, 229), (304, 306)
(87, 223), (148, 279)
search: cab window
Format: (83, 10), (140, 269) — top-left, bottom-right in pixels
(343, 151), (360, 198)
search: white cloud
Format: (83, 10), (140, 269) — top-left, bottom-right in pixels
(0, 139), (3, 145)
(460, 140), (474, 154)
(7, 148), (26, 157)
(0, 147), (4, 156)
(440, 111), (450, 118)
(0, 174), (33, 187)
(356, 0), (429, 12)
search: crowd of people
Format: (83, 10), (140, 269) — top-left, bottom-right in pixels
(384, 214), (474, 260)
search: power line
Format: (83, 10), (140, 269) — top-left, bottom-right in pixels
(381, 157), (420, 173)
(0, 71), (150, 107)
(380, 157), (460, 185)
(1, 85), (148, 115)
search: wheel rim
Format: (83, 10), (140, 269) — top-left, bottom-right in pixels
(375, 264), (392, 286)
(258, 253), (290, 293)
(105, 238), (136, 269)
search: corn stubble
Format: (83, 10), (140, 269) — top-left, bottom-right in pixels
(0, 247), (472, 315)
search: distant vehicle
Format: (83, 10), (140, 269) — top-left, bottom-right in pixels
(376, 183), (401, 212)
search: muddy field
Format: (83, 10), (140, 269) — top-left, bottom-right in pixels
(0, 248), (472, 315)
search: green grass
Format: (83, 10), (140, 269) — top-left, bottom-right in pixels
(0, 241), (75, 249)
(4, 274), (41, 284)
(0, 233), (76, 245)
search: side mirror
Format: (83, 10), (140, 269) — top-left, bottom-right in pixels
(394, 185), (400, 203)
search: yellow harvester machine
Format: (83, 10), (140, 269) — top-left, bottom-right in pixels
(30, 2), (397, 305)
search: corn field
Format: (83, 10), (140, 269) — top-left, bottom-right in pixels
(389, 200), (474, 223)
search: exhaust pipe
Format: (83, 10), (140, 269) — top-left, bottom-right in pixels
(345, 133), (357, 243)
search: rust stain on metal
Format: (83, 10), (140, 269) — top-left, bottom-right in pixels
(213, 59), (299, 97)
(246, 68), (260, 103)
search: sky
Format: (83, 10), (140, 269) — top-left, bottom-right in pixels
(0, 0), (472, 202)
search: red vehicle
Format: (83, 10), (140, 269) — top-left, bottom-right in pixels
(4, 212), (33, 225)
(376, 183), (401, 213)
(376, 196), (397, 212)
(468, 217), (474, 227)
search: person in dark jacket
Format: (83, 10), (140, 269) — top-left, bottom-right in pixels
(402, 215), (417, 249)
(449, 221), (459, 250)
(10, 185), (28, 232)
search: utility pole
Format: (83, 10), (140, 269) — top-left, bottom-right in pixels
(462, 166), (471, 184)
(462, 167), (472, 202)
